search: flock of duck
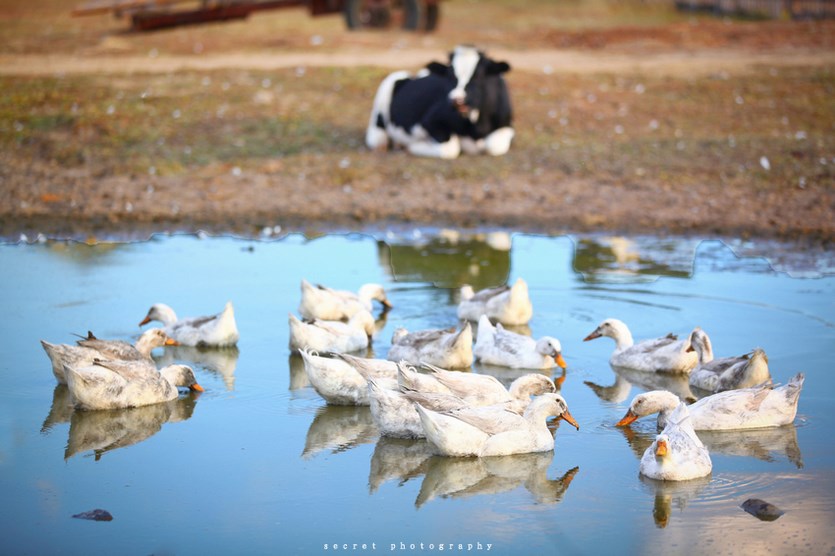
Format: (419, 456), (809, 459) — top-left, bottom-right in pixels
(40, 275), (805, 483)
(41, 302), (239, 410)
(288, 277), (804, 482)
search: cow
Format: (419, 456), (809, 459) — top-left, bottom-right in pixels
(365, 45), (514, 159)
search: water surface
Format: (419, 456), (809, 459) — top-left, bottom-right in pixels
(1, 231), (833, 555)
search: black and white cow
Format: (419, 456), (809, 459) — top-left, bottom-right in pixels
(365, 45), (514, 159)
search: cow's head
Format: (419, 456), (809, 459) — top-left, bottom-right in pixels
(427, 45), (511, 124)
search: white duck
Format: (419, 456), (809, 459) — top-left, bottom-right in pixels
(41, 328), (177, 384)
(367, 378), (467, 439)
(583, 318), (697, 374)
(288, 311), (376, 354)
(615, 373), (805, 431)
(474, 315), (567, 369)
(299, 349), (397, 405)
(417, 393), (579, 457)
(457, 277), (533, 326)
(298, 279), (392, 321)
(369, 366), (557, 438)
(639, 403), (712, 481)
(387, 323), (473, 369)
(139, 301), (239, 347)
(65, 361), (204, 410)
(687, 328), (771, 393)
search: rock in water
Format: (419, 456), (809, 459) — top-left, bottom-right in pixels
(72, 509), (113, 521)
(741, 498), (784, 521)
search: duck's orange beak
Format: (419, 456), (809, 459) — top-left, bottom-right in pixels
(139, 316), (151, 326)
(164, 337), (180, 347)
(560, 410), (580, 431)
(583, 329), (601, 342)
(616, 410), (639, 427)
(190, 383), (205, 392)
(655, 439), (668, 457)
(554, 353), (567, 369)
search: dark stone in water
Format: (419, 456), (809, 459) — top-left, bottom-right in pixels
(72, 509), (113, 522)
(741, 498), (784, 521)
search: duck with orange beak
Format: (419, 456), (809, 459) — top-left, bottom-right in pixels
(474, 315), (567, 370)
(638, 402), (712, 481)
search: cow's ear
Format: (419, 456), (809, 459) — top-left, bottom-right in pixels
(426, 61), (449, 75)
(487, 61), (511, 75)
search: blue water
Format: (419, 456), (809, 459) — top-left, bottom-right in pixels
(0, 231), (833, 555)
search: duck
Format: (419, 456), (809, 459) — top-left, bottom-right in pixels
(139, 301), (239, 347)
(583, 318), (697, 374)
(288, 311), (376, 354)
(416, 393), (579, 457)
(639, 402), (712, 481)
(370, 364), (557, 438)
(615, 373), (805, 431)
(299, 349), (397, 405)
(74, 329), (179, 360)
(41, 328), (177, 384)
(457, 277), (533, 326)
(687, 328), (771, 393)
(298, 279), (392, 321)
(421, 363), (558, 406)
(474, 314), (567, 369)
(65, 361), (204, 410)
(367, 378), (468, 439)
(387, 323), (473, 369)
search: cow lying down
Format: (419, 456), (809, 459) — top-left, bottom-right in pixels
(365, 45), (514, 159)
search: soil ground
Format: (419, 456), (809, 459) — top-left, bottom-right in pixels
(1, 1), (833, 242)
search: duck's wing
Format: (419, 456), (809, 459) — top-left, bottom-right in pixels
(635, 333), (680, 353)
(400, 386), (468, 412)
(91, 358), (157, 381)
(446, 406), (525, 436)
(493, 327), (525, 355)
(469, 285), (510, 303)
(77, 335), (144, 361)
(175, 313), (218, 331)
(397, 328), (456, 349)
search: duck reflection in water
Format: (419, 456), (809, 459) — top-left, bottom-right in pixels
(41, 384), (74, 434)
(415, 452), (579, 508)
(616, 422), (803, 469)
(302, 405), (378, 459)
(288, 353), (310, 390)
(64, 395), (198, 460)
(584, 365), (696, 404)
(369, 437), (436, 494)
(154, 345), (239, 391)
(638, 474), (712, 528)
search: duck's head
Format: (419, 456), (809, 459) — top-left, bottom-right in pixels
(536, 336), (567, 369)
(509, 373), (557, 398)
(531, 393), (579, 430)
(136, 328), (179, 350)
(360, 283), (392, 309)
(616, 390), (681, 426)
(139, 303), (176, 327)
(162, 364), (204, 392)
(583, 318), (629, 343)
(686, 327), (712, 361)
(653, 434), (670, 459)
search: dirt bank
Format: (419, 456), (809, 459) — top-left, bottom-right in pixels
(1, 11), (833, 243)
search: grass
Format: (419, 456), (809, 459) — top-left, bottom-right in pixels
(0, 0), (833, 232)
(2, 61), (833, 192)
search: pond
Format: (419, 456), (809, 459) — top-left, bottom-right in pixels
(1, 230), (834, 555)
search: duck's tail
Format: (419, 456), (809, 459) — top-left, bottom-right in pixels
(780, 372), (805, 407)
(476, 314), (495, 346)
